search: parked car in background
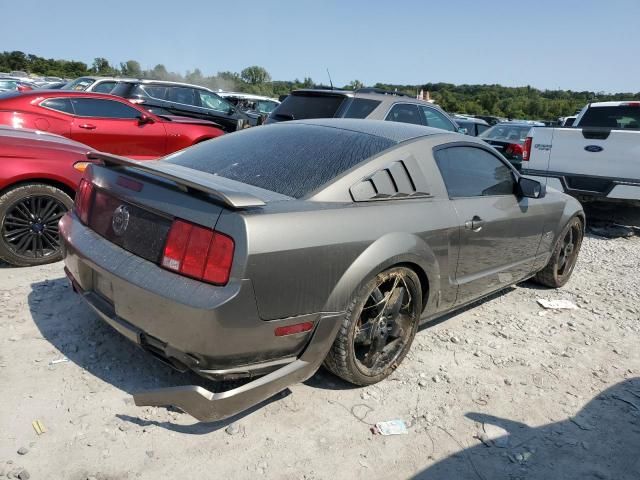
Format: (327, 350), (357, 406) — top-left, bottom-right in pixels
(36, 81), (67, 90)
(453, 115), (490, 136)
(217, 91), (280, 116)
(473, 115), (507, 126)
(0, 91), (225, 159)
(524, 101), (640, 203)
(479, 121), (544, 170)
(110, 80), (257, 132)
(266, 88), (460, 132)
(9, 71), (30, 80)
(0, 126), (96, 266)
(0, 78), (35, 93)
(63, 77), (256, 132)
(60, 118), (584, 421)
(558, 116), (577, 127)
(62, 76), (121, 93)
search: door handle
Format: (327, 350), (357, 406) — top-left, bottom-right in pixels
(465, 216), (484, 232)
(78, 124), (96, 130)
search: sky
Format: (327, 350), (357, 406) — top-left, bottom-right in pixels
(2, 0), (639, 93)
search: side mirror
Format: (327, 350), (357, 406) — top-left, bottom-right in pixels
(137, 114), (154, 125)
(458, 127), (468, 135)
(518, 177), (545, 199)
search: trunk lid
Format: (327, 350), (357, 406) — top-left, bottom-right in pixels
(80, 152), (274, 267)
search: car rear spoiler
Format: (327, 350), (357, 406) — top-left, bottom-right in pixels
(87, 152), (266, 209)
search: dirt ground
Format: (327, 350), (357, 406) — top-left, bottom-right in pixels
(1, 206), (640, 480)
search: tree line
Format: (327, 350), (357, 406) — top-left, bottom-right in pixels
(2, 50), (639, 120)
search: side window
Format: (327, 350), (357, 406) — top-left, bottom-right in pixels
(476, 124), (490, 135)
(434, 146), (515, 197)
(198, 90), (233, 113)
(385, 103), (423, 125)
(422, 107), (456, 131)
(135, 85), (169, 99)
(167, 87), (197, 106)
(40, 98), (74, 114)
(70, 98), (140, 118)
(92, 81), (117, 94)
(343, 98), (381, 119)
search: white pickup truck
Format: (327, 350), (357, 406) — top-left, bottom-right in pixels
(523, 101), (640, 203)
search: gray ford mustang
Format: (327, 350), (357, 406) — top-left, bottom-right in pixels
(60, 119), (584, 421)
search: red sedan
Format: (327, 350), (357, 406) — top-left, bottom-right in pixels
(0, 126), (96, 266)
(0, 91), (224, 159)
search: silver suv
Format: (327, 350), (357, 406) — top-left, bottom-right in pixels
(266, 88), (459, 132)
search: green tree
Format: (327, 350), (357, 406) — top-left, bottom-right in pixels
(91, 57), (116, 75)
(240, 66), (271, 85)
(120, 60), (141, 77)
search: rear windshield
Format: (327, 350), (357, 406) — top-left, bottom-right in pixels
(162, 123), (394, 198)
(343, 98), (381, 119)
(269, 93), (347, 121)
(480, 124), (531, 142)
(580, 106), (640, 129)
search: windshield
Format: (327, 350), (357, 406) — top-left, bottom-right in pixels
(480, 124), (531, 142)
(162, 123), (394, 198)
(62, 77), (95, 91)
(269, 93), (347, 121)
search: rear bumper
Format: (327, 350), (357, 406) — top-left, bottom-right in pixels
(60, 212), (344, 420)
(522, 169), (640, 202)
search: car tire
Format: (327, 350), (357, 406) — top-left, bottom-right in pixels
(0, 183), (73, 267)
(534, 216), (584, 288)
(324, 266), (422, 386)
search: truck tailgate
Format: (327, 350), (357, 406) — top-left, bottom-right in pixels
(546, 128), (640, 180)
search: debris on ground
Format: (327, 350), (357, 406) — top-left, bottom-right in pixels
(31, 420), (46, 435)
(374, 420), (408, 435)
(49, 356), (69, 365)
(537, 299), (579, 310)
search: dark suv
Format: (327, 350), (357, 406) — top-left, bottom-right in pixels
(110, 80), (258, 132)
(266, 88), (460, 132)
(62, 77), (255, 132)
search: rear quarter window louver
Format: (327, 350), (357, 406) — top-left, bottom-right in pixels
(350, 158), (431, 201)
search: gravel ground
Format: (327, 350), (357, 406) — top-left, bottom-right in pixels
(1, 212), (639, 479)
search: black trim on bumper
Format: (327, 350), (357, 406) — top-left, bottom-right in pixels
(522, 168), (640, 198)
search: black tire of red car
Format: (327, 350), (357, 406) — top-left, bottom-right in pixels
(0, 184), (73, 267)
(534, 216), (584, 288)
(324, 266), (422, 386)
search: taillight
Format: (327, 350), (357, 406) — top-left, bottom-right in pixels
(623, 102), (640, 107)
(274, 321), (314, 337)
(161, 219), (235, 285)
(522, 137), (532, 161)
(75, 178), (94, 224)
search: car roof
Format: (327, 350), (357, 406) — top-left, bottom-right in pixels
(12, 90), (134, 101)
(588, 101), (640, 107)
(286, 118), (447, 143)
(493, 120), (545, 127)
(454, 116), (489, 125)
(218, 91), (280, 102)
(290, 88), (442, 108)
